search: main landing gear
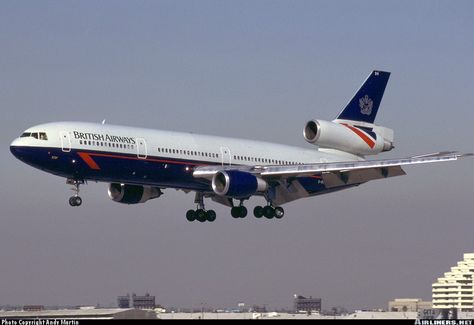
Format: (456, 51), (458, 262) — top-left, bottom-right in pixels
(231, 201), (248, 219)
(253, 204), (284, 219)
(185, 194), (285, 222)
(67, 179), (84, 207)
(186, 193), (216, 223)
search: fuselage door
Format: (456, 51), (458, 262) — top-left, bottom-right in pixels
(60, 131), (71, 152)
(136, 138), (147, 159)
(220, 146), (231, 166)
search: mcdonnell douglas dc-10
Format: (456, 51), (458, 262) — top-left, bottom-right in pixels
(10, 71), (470, 222)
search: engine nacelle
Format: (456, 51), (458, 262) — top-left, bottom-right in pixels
(303, 119), (393, 156)
(108, 183), (162, 204)
(212, 170), (267, 199)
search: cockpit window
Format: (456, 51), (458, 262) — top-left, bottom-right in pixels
(20, 132), (48, 140)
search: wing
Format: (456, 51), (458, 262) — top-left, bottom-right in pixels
(193, 151), (471, 205)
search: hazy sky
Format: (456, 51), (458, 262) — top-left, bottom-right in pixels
(1, 0), (473, 311)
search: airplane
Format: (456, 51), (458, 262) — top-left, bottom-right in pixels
(10, 70), (471, 222)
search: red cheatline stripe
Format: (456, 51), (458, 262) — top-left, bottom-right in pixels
(309, 175), (322, 180)
(78, 151), (209, 168)
(77, 152), (101, 170)
(341, 123), (375, 148)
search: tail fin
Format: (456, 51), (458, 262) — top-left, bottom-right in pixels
(335, 70), (390, 124)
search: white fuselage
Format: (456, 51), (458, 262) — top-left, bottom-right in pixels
(12, 121), (363, 168)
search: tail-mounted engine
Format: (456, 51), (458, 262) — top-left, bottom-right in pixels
(108, 183), (163, 204)
(303, 119), (394, 156)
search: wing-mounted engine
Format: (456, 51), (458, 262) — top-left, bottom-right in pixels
(303, 119), (394, 156)
(108, 183), (163, 204)
(212, 170), (267, 199)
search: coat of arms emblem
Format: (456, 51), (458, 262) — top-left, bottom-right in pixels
(359, 95), (373, 115)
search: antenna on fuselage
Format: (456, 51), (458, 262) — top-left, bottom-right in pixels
(101, 119), (106, 125)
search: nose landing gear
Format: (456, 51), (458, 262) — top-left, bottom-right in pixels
(67, 179), (84, 207)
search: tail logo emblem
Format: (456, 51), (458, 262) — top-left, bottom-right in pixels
(359, 95), (373, 115)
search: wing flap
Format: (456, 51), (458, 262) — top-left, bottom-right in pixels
(321, 165), (406, 188)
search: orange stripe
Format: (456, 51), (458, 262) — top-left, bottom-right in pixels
(341, 123), (375, 148)
(77, 152), (101, 170)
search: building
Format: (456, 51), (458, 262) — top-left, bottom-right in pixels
(22, 305), (45, 312)
(293, 295), (322, 313)
(117, 294), (131, 309)
(388, 299), (432, 312)
(132, 293), (155, 310)
(432, 253), (474, 311)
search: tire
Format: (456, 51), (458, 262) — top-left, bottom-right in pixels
(74, 196), (82, 206)
(253, 206), (263, 218)
(239, 206), (248, 218)
(186, 210), (196, 222)
(274, 206), (284, 219)
(231, 207), (241, 218)
(69, 197), (76, 207)
(263, 206), (275, 219)
(196, 209), (207, 222)
(206, 210), (216, 222)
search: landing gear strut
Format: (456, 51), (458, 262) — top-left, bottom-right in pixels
(186, 192), (216, 223)
(67, 179), (84, 207)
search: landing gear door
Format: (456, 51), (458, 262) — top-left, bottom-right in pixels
(136, 138), (147, 159)
(220, 146), (231, 166)
(60, 131), (71, 152)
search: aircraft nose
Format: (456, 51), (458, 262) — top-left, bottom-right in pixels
(10, 138), (24, 160)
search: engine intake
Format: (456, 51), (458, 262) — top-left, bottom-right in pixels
(108, 183), (162, 204)
(212, 170), (267, 199)
(303, 119), (393, 156)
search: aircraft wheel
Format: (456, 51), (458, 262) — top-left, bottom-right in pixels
(253, 206), (264, 218)
(69, 196), (82, 207)
(196, 209), (207, 222)
(206, 210), (216, 222)
(186, 210), (196, 222)
(231, 207), (241, 218)
(274, 206), (284, 219)
(239, 206), (248, 218)
(263, 206), (275, 219)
